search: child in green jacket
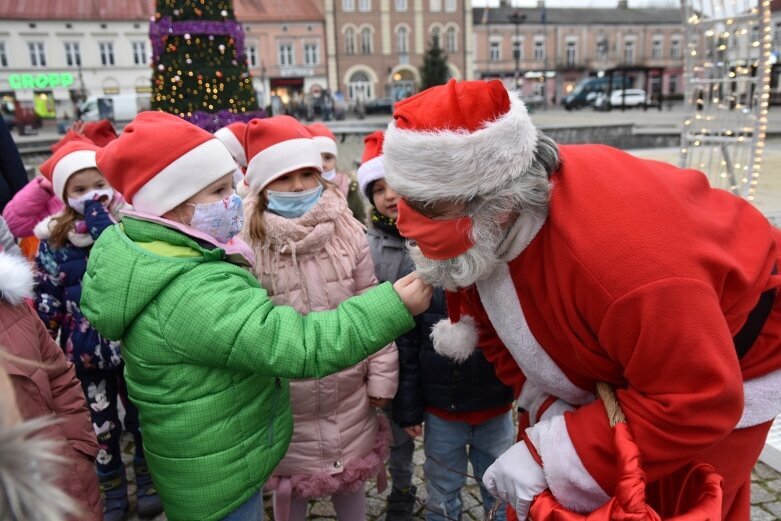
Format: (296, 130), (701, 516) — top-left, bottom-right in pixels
(80, 111), (431, 521)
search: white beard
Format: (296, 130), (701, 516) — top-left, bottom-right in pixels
(407, 209), (507, 290)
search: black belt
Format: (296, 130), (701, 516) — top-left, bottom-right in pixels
(733, 265), (778, 359)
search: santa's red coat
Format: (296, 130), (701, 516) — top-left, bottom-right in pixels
(457, 144), (781, 516)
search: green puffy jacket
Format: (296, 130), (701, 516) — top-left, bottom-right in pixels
(81, 217), (414, 521)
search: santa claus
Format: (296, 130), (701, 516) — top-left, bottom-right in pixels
(382, 79), (781, 520)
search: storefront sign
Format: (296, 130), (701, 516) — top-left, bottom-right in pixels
(8, 73), (74, 90)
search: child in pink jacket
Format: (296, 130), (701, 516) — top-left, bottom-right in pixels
(240, 116), (398, 521)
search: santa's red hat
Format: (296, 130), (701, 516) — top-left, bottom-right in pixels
(307, 123), (338, 157)
(356, 131), (385, 199)
(50, 120), (118, 153)
(243, 116), (322, 194)
(39, 140), (101, 202)
(214, 121), (248, 167)
(383, 79), (538, 202)
(95, 111), (236, 216)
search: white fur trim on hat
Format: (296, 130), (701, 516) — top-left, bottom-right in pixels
(313, 136), (338, 157)
(132, 138), (237, 216)
(357, 155), (385, 199)
(430, 315), (478, 364)
(215, 127), (247, 167)
(245, 138), (322, 194)
(0, 251), (34, 305)
(383, 90), (538, 201)
(52, 150), (97, 202)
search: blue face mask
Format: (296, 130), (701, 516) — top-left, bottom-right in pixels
(267, 184), (324, 219)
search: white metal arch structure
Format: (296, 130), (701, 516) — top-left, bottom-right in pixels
(679, 0), (773, 201)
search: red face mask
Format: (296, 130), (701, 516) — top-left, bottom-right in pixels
(396, 199), (474, 260)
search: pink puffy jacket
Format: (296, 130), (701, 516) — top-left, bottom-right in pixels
(0, 251), (101, 520)
(2, 177), (65, 238)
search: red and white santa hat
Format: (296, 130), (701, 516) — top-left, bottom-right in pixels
(383, 79), (538, 203)
(95, 111), (236, 216)
(356, 130), (385, 200)
(243, 116), (322, 194)
(307, 123), (338, 158)
(214, 121), (248, 167)
(39, 140), (101, 202)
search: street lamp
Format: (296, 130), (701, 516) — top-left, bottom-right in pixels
(509, 10), (527, 91)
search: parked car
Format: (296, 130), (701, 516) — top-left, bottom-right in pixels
(608, 89), (650, 108)
(364, 97), (395, 115)
(562, 76), (632, 110)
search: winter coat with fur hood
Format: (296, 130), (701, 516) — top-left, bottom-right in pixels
(0, 251), (101, 520)
(244, 188), (398, 492)
(34, 198), (122, 372)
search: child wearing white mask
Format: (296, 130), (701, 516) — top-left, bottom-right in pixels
(33, 140), (163, 521)
(241, 116), (398, 521)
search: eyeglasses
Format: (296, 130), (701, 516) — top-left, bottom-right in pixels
(411, 454), (504, 521)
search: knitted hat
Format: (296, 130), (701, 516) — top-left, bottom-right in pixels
(39, 140), (101, 202)
(95, 111), (236, 216)
(214, 121), (248, 167)
(307, 123), (338, 157)
(243, 115), (322, 194)
(383, 79), (538, 202)
(356, 130), (385, 199)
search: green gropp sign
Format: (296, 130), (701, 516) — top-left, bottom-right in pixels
(8, 73), (75, 89)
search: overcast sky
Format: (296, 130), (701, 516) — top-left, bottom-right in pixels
(472, 0), (680, 7)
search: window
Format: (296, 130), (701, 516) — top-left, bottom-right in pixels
(533, 38), (545, 61)
(671, 38), (682, 58)
(348, 71), (373, 101)
(64, 42), (81, 67)
(596, 38), (608, 60)
(566, 40), (577, 67)
(752, 25), (760, 44)
(359, 0), (371, 11)
(248, 45), (258, 67)
(668, 74), (678, 94)
(395, 0), (407, 11)
(397, 27), (409, 54)
(0, 42), (6, 68)
(430, 0), (441, 11)
(432, 27), (440, 48)
(278, 43), (294, 66)
(345, 28), (356, 54)
(623, 40), (635, 64)
(361, 28), (372, 54)
(444, 0), (456, 11)
(489, 41), (501, 62)
(99, 42), (114, 66)
(132, 41), (147, 65)
(28, 42), (46, 67)
(304, 43), (319, 65)
(652, 37), (663, 59)
(512, 37), (522, 61)
(343, 0), (355, 10)
(446, 27), (457, 52)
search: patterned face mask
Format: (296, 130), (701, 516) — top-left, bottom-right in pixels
(67, 188), (115, 215)
(187, 193), (244, 244)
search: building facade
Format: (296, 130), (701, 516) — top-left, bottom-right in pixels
(323, 0), (473, 104)
(473, 1), (685, 107)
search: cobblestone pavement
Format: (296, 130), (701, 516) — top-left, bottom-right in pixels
(122, 431), (781, 520)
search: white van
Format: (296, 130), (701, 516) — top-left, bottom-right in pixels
(79, 94), (140, 123)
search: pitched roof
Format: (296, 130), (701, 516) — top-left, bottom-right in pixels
(0, 0), (323, 22)
(473, 7), (683, 26)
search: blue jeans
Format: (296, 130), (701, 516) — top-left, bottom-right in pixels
(222, 490), (263, 521)
(423, 411), (514, 521)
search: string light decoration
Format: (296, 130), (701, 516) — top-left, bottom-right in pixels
(679, 0), (773, 201)
(149, 0), (265, 131)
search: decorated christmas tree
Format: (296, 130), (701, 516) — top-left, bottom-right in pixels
(149, 0), (264, 131)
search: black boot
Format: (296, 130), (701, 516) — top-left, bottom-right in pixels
(99, 465), (129, 521)
(133, 458), (164, 518)
(386, 485), (417, 521)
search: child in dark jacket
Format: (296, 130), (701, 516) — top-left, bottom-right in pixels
(359, 131), (516, 521)
(32, 140), (163, 521)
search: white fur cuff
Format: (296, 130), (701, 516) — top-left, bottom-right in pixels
(430, 315), (479, 363)
(0, 251), (34, 305)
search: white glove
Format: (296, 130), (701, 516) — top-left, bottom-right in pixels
(483, 439), (547, 520)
